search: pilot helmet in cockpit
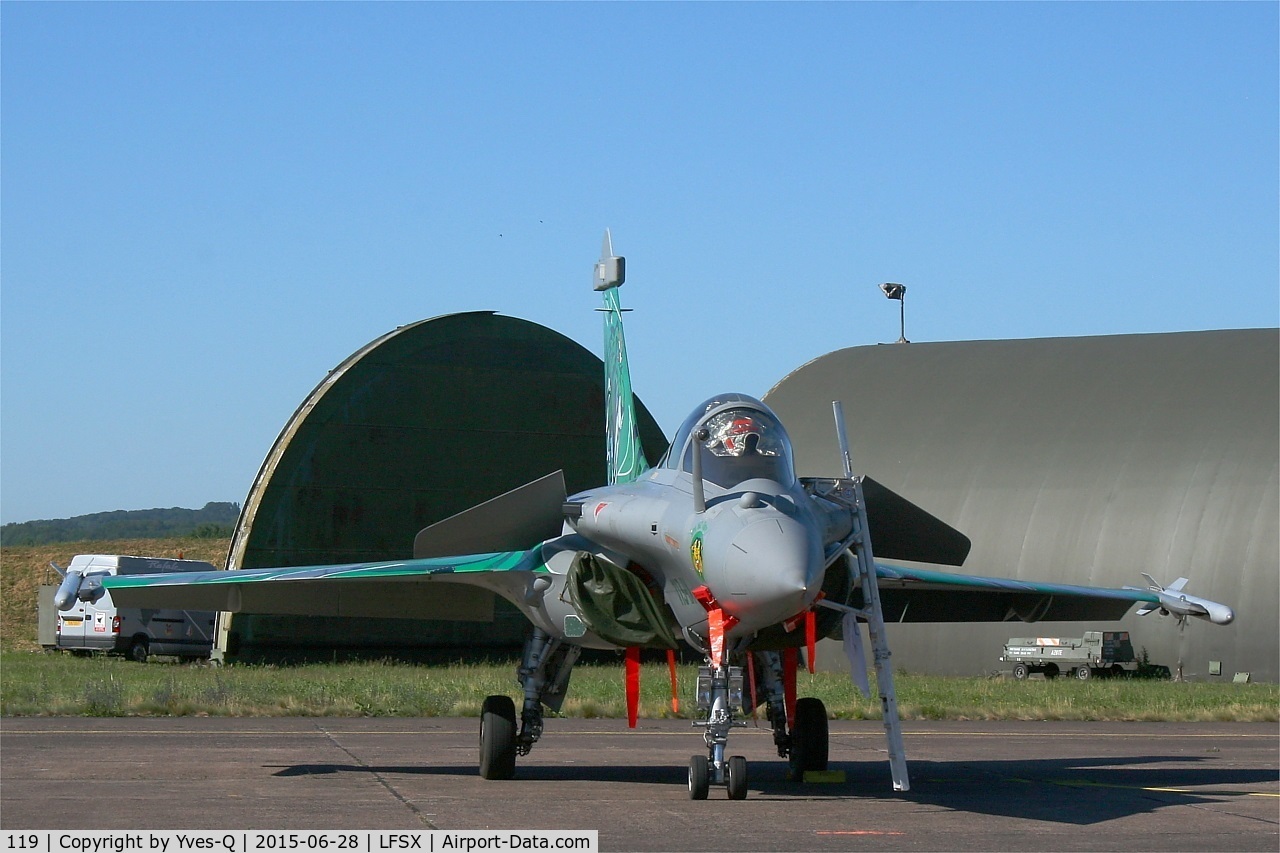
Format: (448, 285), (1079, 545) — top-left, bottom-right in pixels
(707, 413), (775, 458)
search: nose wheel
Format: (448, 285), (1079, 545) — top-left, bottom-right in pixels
(726, 754), (748, 800)
(688, 753), (749, 800)
(688, 754), (710, 800)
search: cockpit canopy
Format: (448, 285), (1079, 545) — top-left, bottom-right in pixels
(661, 394), (796, 487)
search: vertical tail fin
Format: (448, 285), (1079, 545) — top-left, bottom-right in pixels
(594, 230), (647, 484)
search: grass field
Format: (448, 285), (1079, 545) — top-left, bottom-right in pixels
(2, 650), (1275, 721)
(3, 538), (1274, 721)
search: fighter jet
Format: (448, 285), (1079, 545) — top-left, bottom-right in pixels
(102, 232), (1234, 800)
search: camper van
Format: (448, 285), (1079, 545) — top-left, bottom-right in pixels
(44, 554), (217, 662)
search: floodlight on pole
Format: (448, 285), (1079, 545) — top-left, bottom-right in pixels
(879, 282), (908, 343)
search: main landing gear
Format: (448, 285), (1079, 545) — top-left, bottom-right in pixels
(687, 651), (830, 800)
(479, 628), (581, 780)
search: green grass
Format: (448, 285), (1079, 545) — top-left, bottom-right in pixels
(2, 650), (1275, 721)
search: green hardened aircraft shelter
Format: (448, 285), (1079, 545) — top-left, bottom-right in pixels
(216, 312), (667, 658)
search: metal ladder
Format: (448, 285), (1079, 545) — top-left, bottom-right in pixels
(828, 401), (910, 792)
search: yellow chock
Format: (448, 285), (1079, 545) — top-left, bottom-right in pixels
(803, 770), (847, 784)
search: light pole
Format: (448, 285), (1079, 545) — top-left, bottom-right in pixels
(879, 282), (908, 343)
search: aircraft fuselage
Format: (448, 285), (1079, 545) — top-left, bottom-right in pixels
(566, 393), (852, 651)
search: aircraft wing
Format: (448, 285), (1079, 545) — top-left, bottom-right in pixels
(872, 563), (1171, 624)
(101, 550), (546, 621)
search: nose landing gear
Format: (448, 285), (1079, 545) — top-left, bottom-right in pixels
(690, 663), (750, 799)
(688, 656), (831, 800)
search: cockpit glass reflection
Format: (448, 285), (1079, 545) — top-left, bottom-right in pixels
(697, 407), (793, 486)
(662, 395), (795, 487)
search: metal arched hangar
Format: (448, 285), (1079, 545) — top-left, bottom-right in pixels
(764, 329), (1278, 682)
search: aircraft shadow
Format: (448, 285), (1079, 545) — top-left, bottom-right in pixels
(751, 756), (1276, 824)
(269, 755), (1274, 825)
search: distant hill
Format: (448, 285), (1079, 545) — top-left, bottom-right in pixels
(0, 502), (241, 546)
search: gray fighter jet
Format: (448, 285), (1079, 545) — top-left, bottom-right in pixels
(103, 232), (1234, 800)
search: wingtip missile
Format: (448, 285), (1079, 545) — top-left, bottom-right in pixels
(52, 568), (84, 611)
(1128, 575), (1235, 625)
(593, 228), (625, 291)
(1161, 590), (1235, 625)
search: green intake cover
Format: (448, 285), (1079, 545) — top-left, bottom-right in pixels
(567, 552), (679, 649)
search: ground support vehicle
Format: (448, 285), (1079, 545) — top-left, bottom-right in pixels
(42, 554), (217, 662)
(1001, 631), (1138, 680)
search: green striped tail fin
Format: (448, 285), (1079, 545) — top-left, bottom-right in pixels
(594, 230), (647, 484)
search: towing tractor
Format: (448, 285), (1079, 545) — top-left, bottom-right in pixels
(1001, 631), (1138, 680)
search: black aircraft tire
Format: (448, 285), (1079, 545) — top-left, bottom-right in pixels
(790, 697), (829, 779)
(726, 755), (748, 800)
(1012, 663), (1029, 680)
(479, 694), (517, 780)
(688, 755), (710, 800)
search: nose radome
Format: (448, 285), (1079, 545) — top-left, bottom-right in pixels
(716, 515), (822, 626)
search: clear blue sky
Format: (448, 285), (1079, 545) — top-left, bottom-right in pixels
(2, 2), (1276, 525)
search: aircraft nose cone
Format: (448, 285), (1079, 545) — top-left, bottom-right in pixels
(713, 515), (823, 628)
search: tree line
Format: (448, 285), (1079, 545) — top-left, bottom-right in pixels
(1, 502), (241, 546)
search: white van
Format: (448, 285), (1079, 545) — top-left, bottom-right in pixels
(46, 554), (217, 662)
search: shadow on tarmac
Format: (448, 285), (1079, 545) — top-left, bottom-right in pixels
(268, 754), (1275, 825)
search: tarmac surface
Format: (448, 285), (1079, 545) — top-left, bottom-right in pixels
(2, 717), (1277, 852)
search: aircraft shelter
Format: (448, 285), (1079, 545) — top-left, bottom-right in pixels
(218, 311), (667, 658)
(764, 329), (1278, 682)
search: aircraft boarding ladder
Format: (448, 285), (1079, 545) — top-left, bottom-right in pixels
(822, 401), (910, 791)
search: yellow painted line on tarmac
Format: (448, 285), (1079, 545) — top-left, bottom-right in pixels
(1, 726), (457, 733)
(1, 723), (723, 733)
(815, 831), (905, 837)
(893, 730), (1276, 739)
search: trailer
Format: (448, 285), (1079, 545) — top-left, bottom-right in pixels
(1001, 631), (1138, 680)
(43, 554), (217, 662)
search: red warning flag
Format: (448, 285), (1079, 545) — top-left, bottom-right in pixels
(625, 647), (640, 728)
(666, 649), (680, 715)
(782, 647), (798, 728)
(805, 609), (817, 674)
(708, 607), (725, 668)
